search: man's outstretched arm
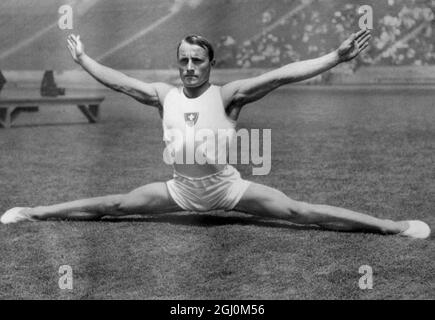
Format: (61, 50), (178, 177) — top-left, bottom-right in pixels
(67, 34), (172, 108)
(221, 29), (371, 108)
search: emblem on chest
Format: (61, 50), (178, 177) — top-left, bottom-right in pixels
(184, 112), (199, 127)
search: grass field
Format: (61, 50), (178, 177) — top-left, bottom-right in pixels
(0, 86), (434, 299)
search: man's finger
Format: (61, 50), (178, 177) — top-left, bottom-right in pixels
(357, 29), (370, 37)
(348, 32), (357, 43)
(359, 42), (369, 53)
(355, 29), (370, 42)
(67, 44), (74, 55)
(70, 34), (78, 43)
(350, 31), (361, 42)
(355, 29), (365, 37)
(357, 33), (371, 46)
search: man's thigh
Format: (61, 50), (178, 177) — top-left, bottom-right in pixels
(233, 182), (305, 219)
(121, 182), (183, 214)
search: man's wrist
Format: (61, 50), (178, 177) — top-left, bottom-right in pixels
(332, 49), (343, 65)
(75, 53), (88, 65)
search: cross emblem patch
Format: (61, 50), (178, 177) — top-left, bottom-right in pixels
(184, 112), (199, 127)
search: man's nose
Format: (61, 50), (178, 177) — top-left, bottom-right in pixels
(186, 60), (194, 71)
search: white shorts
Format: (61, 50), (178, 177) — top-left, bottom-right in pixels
(166, 165), (251, 212)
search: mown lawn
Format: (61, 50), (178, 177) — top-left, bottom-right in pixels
(0, 86), (434, 299)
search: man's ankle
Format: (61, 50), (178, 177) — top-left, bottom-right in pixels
(24, 207), (40, 219)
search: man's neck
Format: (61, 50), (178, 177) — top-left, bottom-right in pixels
(183, 82), (211, 99)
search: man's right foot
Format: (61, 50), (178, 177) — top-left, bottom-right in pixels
(1, 207), (35, 224)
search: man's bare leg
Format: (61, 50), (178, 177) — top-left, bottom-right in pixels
(234, 182), (417, 235)
(2, 182), (182, 222)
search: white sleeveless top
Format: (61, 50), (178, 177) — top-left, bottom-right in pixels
(162, 85), (237, 178)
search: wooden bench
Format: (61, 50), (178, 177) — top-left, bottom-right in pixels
(0, 95), (105, 128)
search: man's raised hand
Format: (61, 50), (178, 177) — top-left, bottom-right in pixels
(67, 34), (85, 63)
(337, 29), (371, 63)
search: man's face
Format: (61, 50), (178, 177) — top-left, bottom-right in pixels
(177, 41), (214, 88)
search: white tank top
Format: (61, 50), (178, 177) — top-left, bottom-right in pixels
(162, 85), (237, 178)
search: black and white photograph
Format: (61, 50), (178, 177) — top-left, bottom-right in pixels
(0, 0), (433, 303)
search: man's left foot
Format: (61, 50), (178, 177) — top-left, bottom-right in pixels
(399, 220), (431, 239)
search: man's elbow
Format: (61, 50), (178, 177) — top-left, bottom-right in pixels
(111, 83), (130, 94)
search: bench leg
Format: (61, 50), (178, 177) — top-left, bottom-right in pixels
(77, 104), (99, 123)
(0, 107), (14, 128)
(89, 104), (99, 120)
(0, 106), (39, 128)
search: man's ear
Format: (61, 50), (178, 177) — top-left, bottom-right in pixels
(210, 59), (216, 67)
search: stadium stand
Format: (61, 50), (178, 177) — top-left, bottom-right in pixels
(0, 0), (434, 83)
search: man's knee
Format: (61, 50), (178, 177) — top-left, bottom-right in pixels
(115, 194), (136, 214)
(287, 201), (317, 224)
(98, 194), (127, 215)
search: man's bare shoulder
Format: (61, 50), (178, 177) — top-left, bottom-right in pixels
(153, 82), (177, 106)
(220, 80), (245, 109)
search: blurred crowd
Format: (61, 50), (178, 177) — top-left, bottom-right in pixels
(215, 0), (435, 69)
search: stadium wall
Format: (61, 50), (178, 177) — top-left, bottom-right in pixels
(3, 67), (435, 91)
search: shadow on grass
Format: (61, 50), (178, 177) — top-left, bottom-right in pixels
(70, 212), (320, 232)
(48, 212), (393, 236)
(36, 214), (425, 237)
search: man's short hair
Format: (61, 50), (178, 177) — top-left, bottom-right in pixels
(177, 35), (215, 62)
